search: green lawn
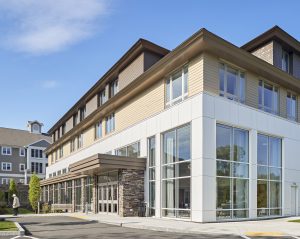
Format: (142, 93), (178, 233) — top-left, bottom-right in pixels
(288, 219), (300, 223)
(0, 207), (33, 215)
(0, 221), (17, 231)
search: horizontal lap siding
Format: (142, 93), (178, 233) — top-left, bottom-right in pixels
(188, 54), (204, 96)
(203, 53), (219, 95)
(246, 72), (259, 109)
(116, 79), (164, 132)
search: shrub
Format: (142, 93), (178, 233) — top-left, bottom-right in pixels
(29, 174), (41, 212)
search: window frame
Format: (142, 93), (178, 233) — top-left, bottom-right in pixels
(259, 80), (279, 115)
(2, 146), (12, 155)
(116, 141), (140, 158)
(165, 66), (188, 107)
(286, 91), (297, 121)
(282, 50), (290, 73)
(98, 89), (107, 107)
(19, 164), (25, 172)
(219, 63), (246, 103)
(109, 80), (119, 98)
(1, 162), (12, 171)
(1, 178), (10, 185)
(105, 113), (115, 134)
(19, 148), (25, 157)
(95, 120), (103, 140)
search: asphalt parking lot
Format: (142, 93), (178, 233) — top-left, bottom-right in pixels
(3, 216), (243, 239)
(2, 216), (299, 239)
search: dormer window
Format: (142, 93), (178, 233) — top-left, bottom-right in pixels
(98, 89), (107, 107)
(73, 113), (78, 127)
(79, 106), (86, 122)
(282, 50), (290, 73)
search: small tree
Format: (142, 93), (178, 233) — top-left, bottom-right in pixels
(29, 174), (41, 212)
(8, 179), (18, 199)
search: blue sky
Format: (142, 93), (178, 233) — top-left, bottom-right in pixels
(0, 0), (299, 132)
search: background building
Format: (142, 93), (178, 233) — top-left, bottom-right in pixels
(0, 121), (51, 185)
(42, 26), (300, 222)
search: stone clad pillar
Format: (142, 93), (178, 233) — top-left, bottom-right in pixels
(119, 169), (145, 217)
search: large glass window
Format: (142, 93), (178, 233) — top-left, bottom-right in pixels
(219, 63), (245, 103)
(259, 80), (279, 115)
(257, 134), (282, 217)
(148, 136), (156, 216)
(95, 120), (103, 140)
(109, 80), (118, 98)
(287, 92), (297, 121)
(66, 181), (73, 204)
(60, 182), (66, 204)
(116, 142), (140, 158)
(85, 177), (93, 212)
(216, 124), (249, 220)
(54, 184), (58, 204)
(75, 179), (82, 212)
(162, 124), (191, 219)
(98, 89), (107, 107)
(106, 113), (115, 134)
(166, 67), (188, 107)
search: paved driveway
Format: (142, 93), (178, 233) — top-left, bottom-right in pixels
(4, 216), (242, 239)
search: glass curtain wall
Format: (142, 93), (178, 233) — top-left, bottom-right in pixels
(148, 136), (156, 216)
(75, 179), (82, 212)
(162, 124), (191, 219)
(216, 124), (249, 220)
(66, 181), (73, 204)
(257, 134), (282, 217)
(60, 182), (66, 204)
(85, 177), (93, 212)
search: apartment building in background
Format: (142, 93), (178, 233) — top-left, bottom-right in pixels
(0, 121), (51, 185)
(41, 26), (300, 222)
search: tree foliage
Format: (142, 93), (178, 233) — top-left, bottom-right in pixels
(8, 179), (18, 198)
(29, 174), (41, 211)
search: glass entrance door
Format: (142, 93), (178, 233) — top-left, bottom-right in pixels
(98, 183), (118, 214)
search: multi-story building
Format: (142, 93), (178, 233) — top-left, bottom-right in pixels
(41, 26), (300, 222)
(0, 121), (51, 185)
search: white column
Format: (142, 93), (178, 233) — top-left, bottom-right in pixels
(249, 129), (257, 218)
(155, 133), (161, 218)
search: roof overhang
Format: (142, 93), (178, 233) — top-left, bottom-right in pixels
(46, 28), (300, 154)
(241, 26), (300, 54)
(40, 154), (146, 186)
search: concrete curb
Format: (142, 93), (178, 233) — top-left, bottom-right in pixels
(0, 221), (25, 236)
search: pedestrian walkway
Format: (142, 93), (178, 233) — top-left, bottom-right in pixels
(67, 213), (300, 238)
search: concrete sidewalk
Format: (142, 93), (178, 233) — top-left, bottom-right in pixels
(67, 213), (300, 237)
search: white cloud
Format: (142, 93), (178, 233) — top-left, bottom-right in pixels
(41, 80), (59, 89)
(0, 0), (110, 55)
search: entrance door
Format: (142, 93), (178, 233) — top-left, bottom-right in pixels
(98, 183), (118, 214)
(291, 186), (297, 216)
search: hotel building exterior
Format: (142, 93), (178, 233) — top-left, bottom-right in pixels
(41, 26), (300, 222)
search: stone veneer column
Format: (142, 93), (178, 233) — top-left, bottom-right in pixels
(118, 169), (145, 217)
(92, 175), (97, 213)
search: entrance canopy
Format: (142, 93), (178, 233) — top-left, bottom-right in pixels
(41, 153), (146, 186)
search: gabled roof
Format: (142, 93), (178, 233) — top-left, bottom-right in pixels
(28, 139), (51, 148)
(0, 127), (51, 148)
(241, 25), (300, 54)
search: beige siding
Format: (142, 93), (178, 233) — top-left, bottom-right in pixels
(203, 53), (219, 95)
(188, 54), (203, 97)
(63, 142), (70, 158)
(119, 53), (144, 91)
(86, 95), (98, 117)
(65, 117), (73, 133)
(246, 72), (259, 109)
(115, 79), (164, 132)
(279, 88), (287, 118)
(251, 41), (274, 65)
(83, 126), (95, 147)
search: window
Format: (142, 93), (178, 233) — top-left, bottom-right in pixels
(57, 129), (60, 139)
(2, 162), (12, 171)
(2, 147), (12, 155)
(66, 181), (73, 204)
(79, 106), (86, 122)
(219, 63), (245, 103)
(73, 113), (78, 127)
(148, 136), (156, 216)
(282, 50), (290, 73)
(62, 168), (67, 174)
(59, 146), (63, 158)
(1, 178), (10, 185)
(98, 89), (107, 107)
(257, 134), (282, 217)
(116, 142), (140, 158)
(31, 149), (43, 158)
(162, 124), (191, 219)
(287, 92), (297, 121)
(19, 148), (25, 157)
(109, 80), (118, 98)
(216, 124), (249, 220)
(70, 137), (76, 152)
(62, 123), (66, 136)
(19, 179), (24, 184)
(95, 120), (103, 140)
(77, 133), (83, 149)
(106, 113), (115, 134)
(259, 80), (279, 115)
(166, 67), (188, 107)
(19, 164), (25, 172)
(39, 163), (43, 174)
